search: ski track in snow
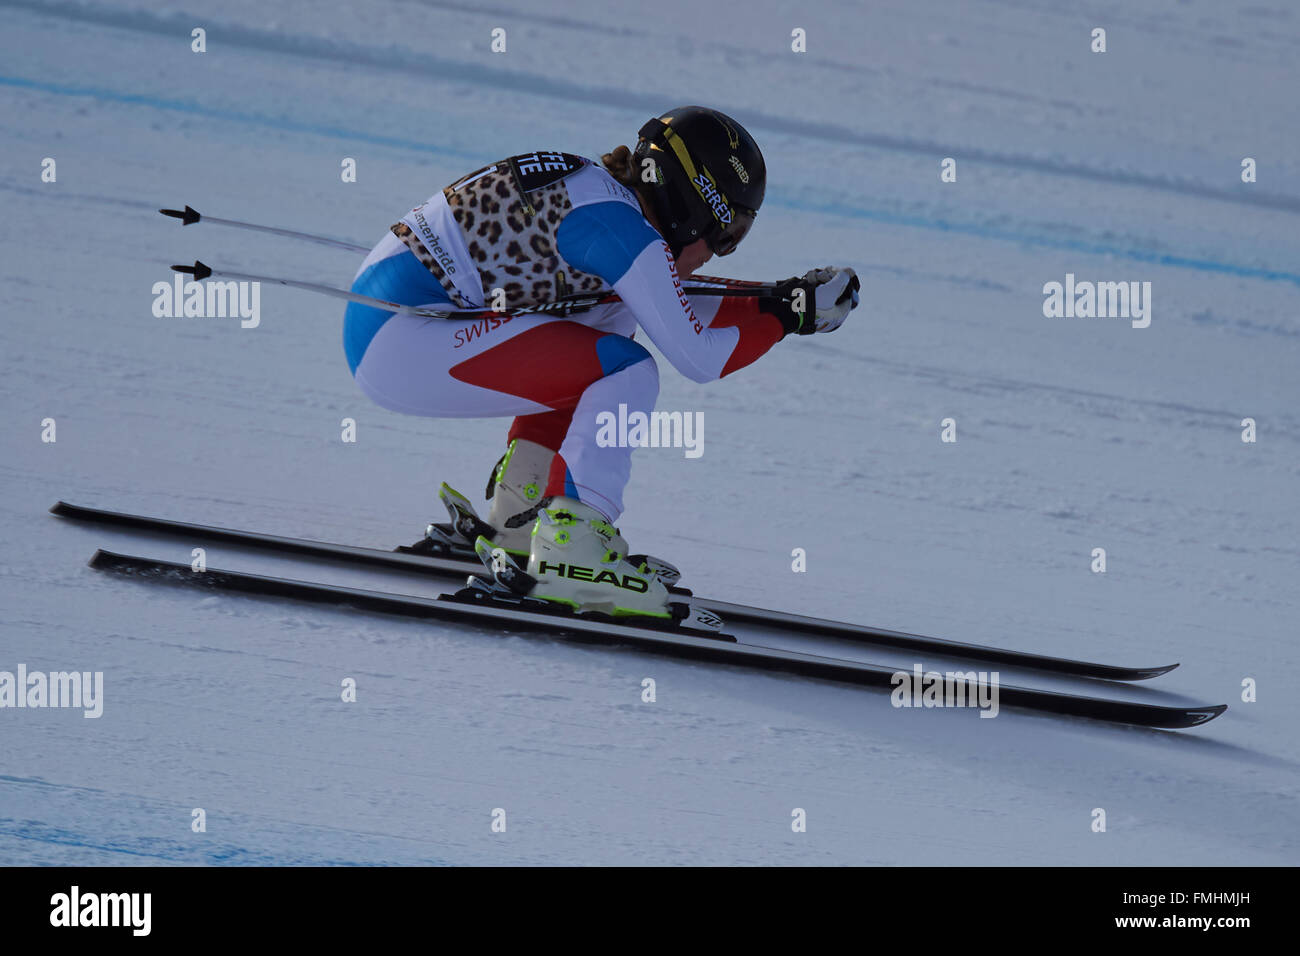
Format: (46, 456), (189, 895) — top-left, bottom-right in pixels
(1, 0), (1297, 864)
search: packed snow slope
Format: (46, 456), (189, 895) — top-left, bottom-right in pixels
(1, 0), (1297, 864)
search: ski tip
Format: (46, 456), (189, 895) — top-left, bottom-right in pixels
(1131, 662), (1180, 680)
(1180, 703), (1228, 727)
(159, 204), (201, 225)
(87, 548), (110, 568)
(171, 260), (212, 280)
(49, 500), (73, 516)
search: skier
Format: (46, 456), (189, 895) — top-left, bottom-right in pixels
(342, 106), (860, 623)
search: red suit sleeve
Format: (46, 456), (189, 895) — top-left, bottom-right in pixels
(704, 296), (787, 377)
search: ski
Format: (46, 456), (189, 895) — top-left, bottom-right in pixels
(85, 549), (1227, 730)
(51, 500), (1178, 682)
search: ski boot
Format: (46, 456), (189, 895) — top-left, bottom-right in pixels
(484, 437), (553, 556)
(467, 496), (723, 634)
(410, 440), (682, 585)
(406, 438), (551, 560)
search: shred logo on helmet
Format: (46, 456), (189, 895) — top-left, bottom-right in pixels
(691, 171), (733, 225)
(633, 105), (766, 258)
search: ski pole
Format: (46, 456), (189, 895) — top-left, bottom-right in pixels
(169, 261), (614, 320)
(161, 206), (784, 297)
(160, 205), (370, 253)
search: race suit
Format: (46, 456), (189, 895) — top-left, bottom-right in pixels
(344, 150), (790, 520)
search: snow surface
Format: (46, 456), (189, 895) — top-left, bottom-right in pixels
(1, 0), (1298, 865)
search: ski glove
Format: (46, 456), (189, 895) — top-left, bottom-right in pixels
(770, 267), (861, 336)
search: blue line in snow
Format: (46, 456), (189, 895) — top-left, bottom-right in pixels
(773, 195), (1300, 287)
(5, 73), (1299, 288)
(0, 73), (486, 162)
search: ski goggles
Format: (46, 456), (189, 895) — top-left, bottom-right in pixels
(705, 208), (755, 256)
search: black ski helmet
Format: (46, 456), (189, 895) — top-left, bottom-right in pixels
(632, 106), (766, 257)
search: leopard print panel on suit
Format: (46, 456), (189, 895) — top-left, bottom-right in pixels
(440, 163), (609, 310)
(388, 222), (468, 307)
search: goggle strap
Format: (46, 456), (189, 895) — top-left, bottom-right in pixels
(641, 119), (735, 231)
